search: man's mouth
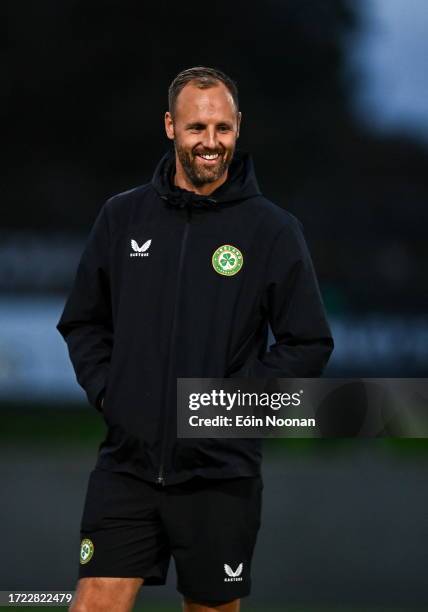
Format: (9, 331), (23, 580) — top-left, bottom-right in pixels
(195, 152), (221, 163)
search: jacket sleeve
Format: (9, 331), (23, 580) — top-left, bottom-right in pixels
(56, 202), (113, 410)
(232, 216), (334, 378)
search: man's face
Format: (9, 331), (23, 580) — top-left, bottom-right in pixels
(165, 81), (241, 188)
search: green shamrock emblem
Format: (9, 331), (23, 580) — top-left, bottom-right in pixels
(212, 244), (243, 276)
(220, 253), (235, 268)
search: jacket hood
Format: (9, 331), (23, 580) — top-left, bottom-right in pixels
(151, 146), (261, 209)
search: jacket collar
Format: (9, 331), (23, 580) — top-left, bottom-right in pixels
(151, 146), (261, 209)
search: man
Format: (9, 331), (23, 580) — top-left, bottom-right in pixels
(57, 66), (334, 612)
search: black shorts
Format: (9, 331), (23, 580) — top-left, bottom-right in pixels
(78, 468), (263, 603)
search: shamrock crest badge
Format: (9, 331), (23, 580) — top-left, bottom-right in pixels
(212, 245), (244, 276)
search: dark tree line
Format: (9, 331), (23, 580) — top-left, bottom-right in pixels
(3, 0), (427, 313)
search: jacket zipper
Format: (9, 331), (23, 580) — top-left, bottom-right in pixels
(157, 203), (192, 485)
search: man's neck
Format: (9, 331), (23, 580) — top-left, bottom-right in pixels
(173, 162), (228, 196)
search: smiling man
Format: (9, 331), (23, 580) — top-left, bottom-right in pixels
(57, 66), (334, 612)
(166, 72), (240, 193)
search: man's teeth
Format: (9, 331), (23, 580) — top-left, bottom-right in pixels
(198, 153), (219, 160)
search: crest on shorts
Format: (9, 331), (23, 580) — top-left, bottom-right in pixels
(80, 538), (94, 564)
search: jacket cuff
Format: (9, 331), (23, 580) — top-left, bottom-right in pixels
(95, 389), (105, 413)
(85, 373), (108, 411)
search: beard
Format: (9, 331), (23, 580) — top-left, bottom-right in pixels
(174, 140), (235, 188)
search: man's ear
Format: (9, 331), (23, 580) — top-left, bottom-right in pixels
(164, 111), (175, 140)
(236, 111), (242, 139)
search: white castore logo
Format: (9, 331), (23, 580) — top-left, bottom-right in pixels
(130, 239), (151, 257)
(224, 563), (243, 582)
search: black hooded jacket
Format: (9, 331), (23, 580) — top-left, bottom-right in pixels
(56, 148), (334, 485)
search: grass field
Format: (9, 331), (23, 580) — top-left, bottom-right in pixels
(2, 405), (428, 612)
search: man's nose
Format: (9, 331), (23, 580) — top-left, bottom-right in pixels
(202, 129), (218, 150)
